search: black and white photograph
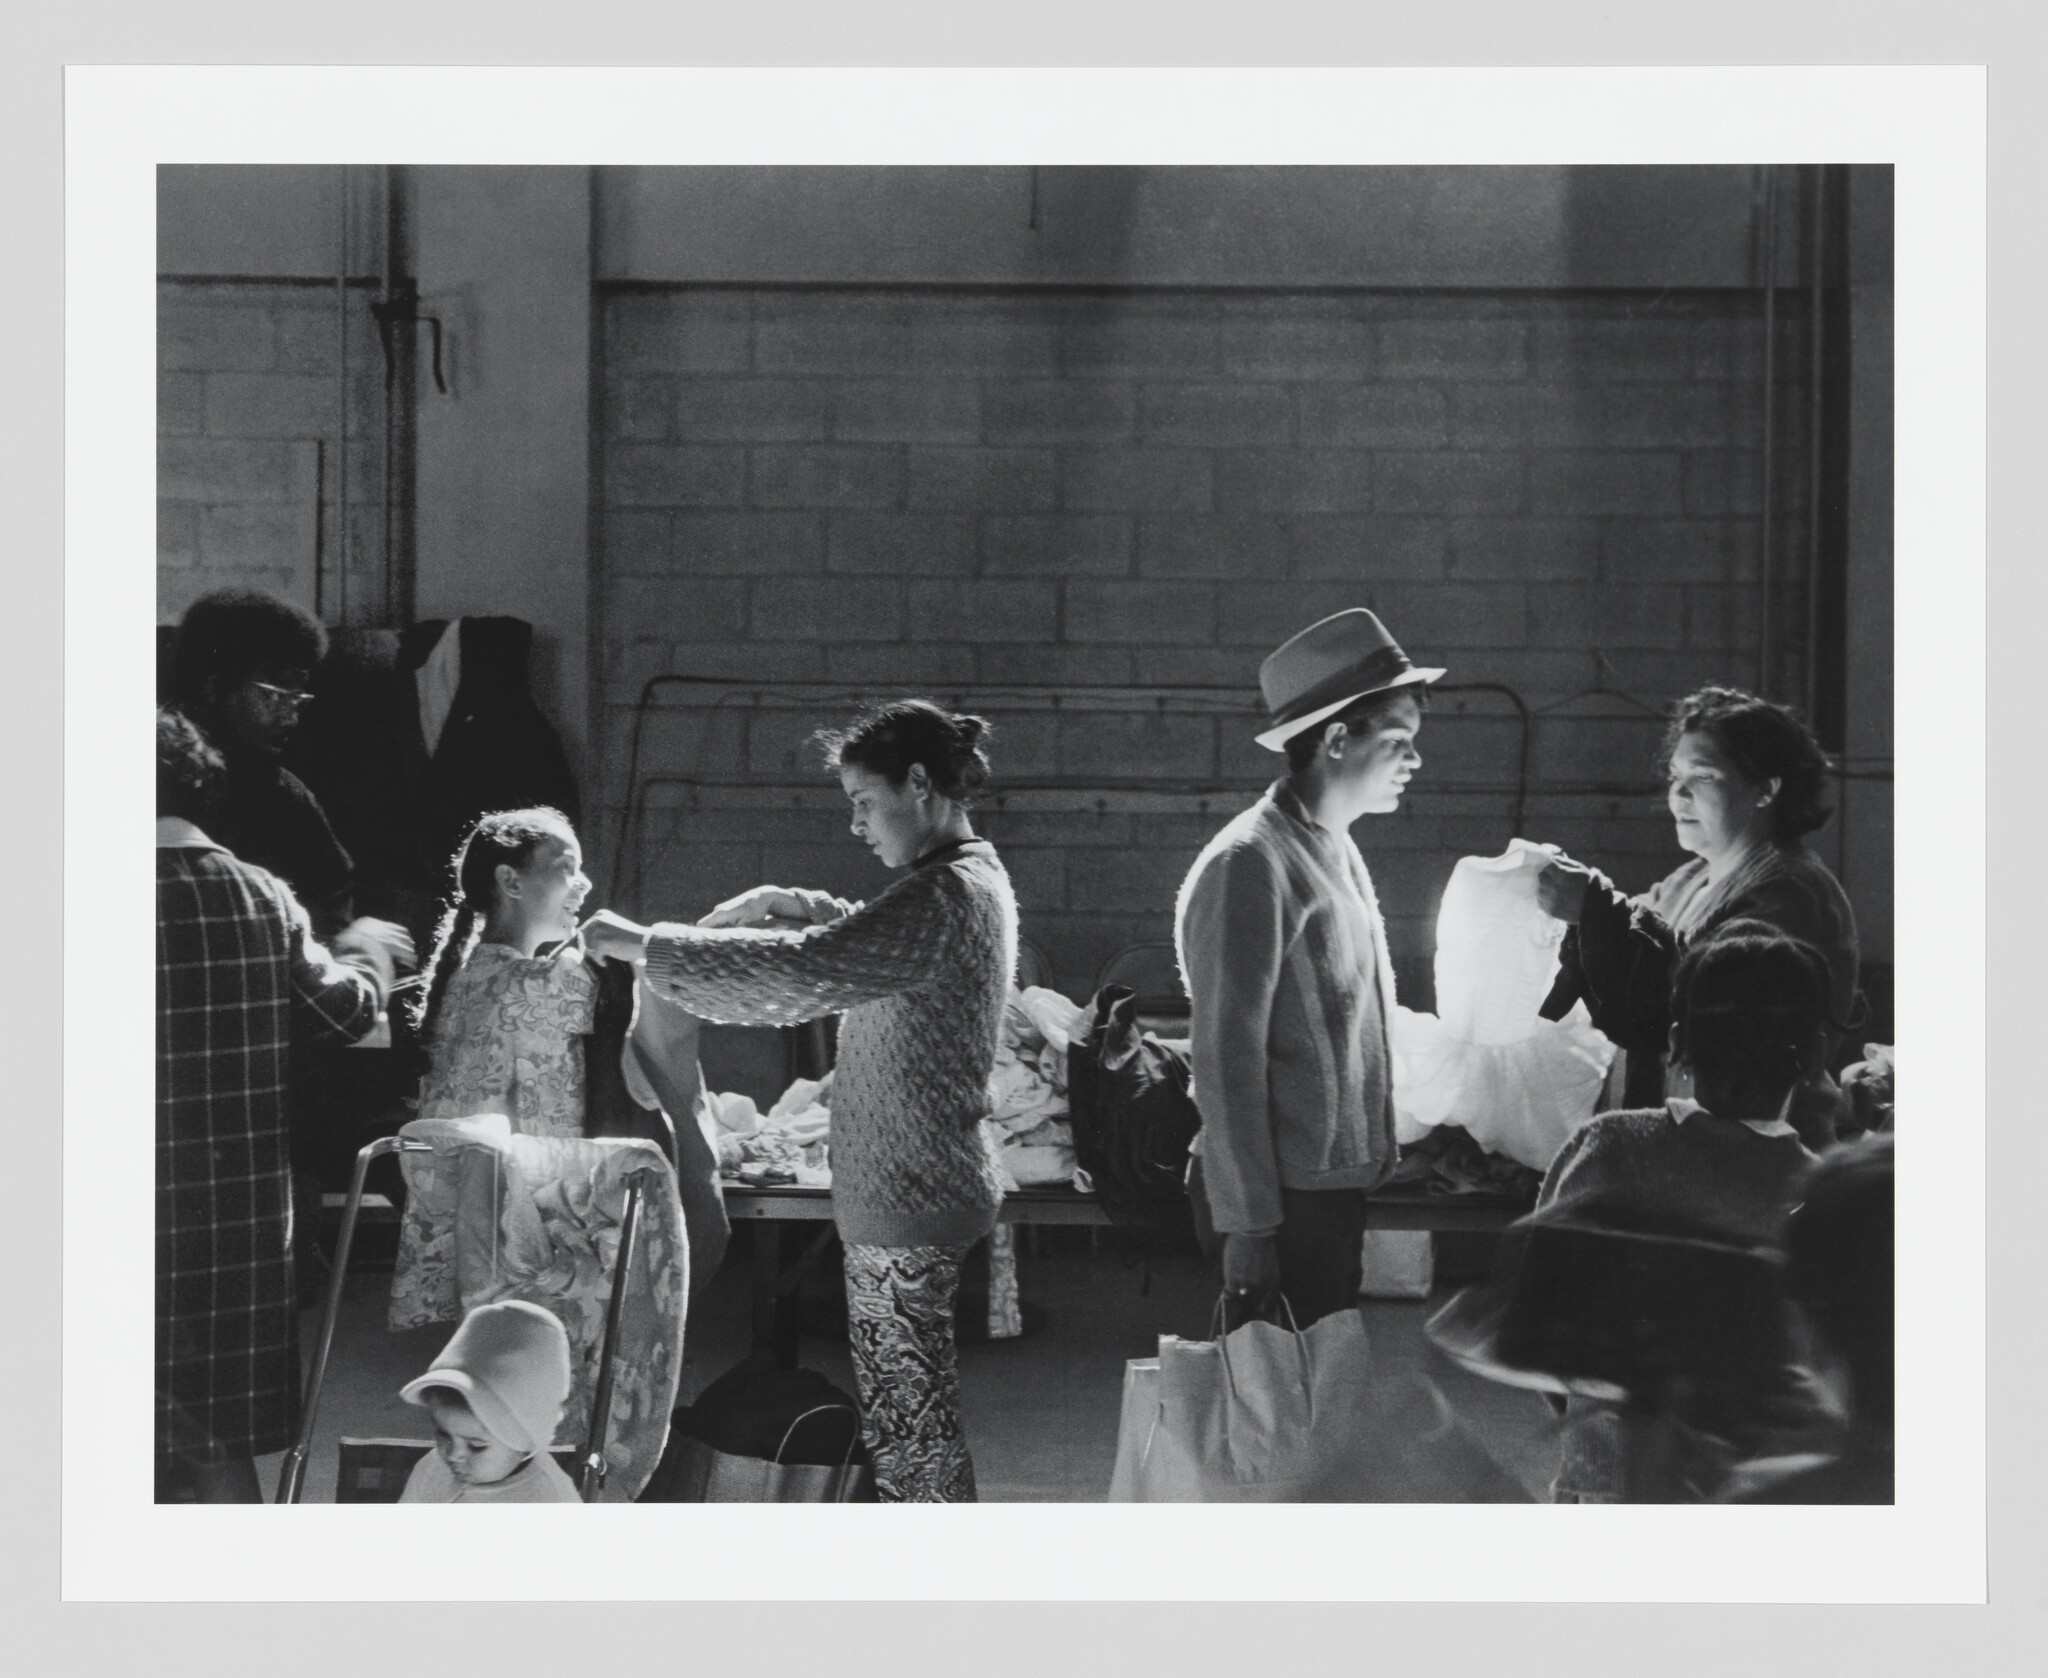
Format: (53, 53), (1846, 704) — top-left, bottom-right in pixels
(53, 61), (1989, 1609)
(147, 157), (1896, 1501)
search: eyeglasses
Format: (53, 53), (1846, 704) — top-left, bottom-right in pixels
(249, 680), (315, 712)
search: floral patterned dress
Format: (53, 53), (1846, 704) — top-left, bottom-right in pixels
(392, 944), (604, 1355)
(417, 942), (598, 1138)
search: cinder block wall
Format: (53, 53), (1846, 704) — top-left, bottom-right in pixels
(156, 282), (391, 627)
(596, 287), (1809, 1005)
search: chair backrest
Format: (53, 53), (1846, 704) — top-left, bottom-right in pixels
(1014, 937), (1054, 994)
(1093, 942), (1190, 1040)
(335, 1437), (584, 1502)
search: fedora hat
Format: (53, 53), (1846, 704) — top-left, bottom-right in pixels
(1254, 608), (1444, 751)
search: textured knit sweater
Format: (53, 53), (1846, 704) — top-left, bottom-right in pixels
(1173, 780), (1400, 1236)
(1534, 1101), (1816, 1247)
(642, 839), (1016, 1248)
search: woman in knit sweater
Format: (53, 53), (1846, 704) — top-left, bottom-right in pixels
(1534, 686), (1859, 1150)
(582, 700), (1015, 1503)
(1536, 920), (1838, 1501)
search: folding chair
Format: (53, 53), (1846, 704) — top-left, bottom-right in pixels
(277, 1135), (656, 1503)
(1014, 936), (1054, 994)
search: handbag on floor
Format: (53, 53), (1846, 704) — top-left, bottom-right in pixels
(637, 1351), (873, 1503)
(1108, 1295), (1527, 1503)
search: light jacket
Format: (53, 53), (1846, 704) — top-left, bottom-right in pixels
(1173, 781), (1400, 1235)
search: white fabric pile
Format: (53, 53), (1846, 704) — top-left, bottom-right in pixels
(1391, 839), (1617, 1173)
(702, 1073), (834, 1187)
(986, 985), (1090, 1189)
(697, 984), (1092, 1194)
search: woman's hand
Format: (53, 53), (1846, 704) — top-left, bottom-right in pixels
(699, 885), (815, 928)
(332, 916), (416, 990)
(1535, 856), (1598, 925)
(577, 907), (651, 963)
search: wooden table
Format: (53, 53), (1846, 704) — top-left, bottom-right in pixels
(722, 1178), (1533, 1364)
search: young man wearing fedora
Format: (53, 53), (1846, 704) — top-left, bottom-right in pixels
(1174, 609), (1442, 1327)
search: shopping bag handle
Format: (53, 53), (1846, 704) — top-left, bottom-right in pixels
(1208, 1291), (1316, 1417)
(774, 1403), (864, 1502)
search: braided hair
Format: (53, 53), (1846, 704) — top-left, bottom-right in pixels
(411, 806), (577, 1046)
(1670, 918), (1845, 1117)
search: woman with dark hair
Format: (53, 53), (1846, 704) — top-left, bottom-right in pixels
(1536, 686), (1859, 1148)
(581, 699), (1016, 1502)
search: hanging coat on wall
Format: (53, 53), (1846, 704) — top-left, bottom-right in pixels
(406, 616), (582, 885)
(285, 616), (582, 951)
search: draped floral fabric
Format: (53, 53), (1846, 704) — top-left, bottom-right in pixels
(418, 943), (598, 1138)
(389, 1116), (687, 1501)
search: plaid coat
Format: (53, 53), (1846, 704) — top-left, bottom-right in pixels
(157, 828), (382, 1462)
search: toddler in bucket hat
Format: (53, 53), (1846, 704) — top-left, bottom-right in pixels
(397, 1300), (583, 1503)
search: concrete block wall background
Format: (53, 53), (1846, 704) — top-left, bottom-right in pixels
(596, 285), (1815, 1003)
(157, 281), (395, 628)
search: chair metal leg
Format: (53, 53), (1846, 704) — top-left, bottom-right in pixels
(276, 1135), (432, 1504)
(579, 1170), (651, 1501)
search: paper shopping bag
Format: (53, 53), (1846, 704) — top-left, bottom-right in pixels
(1106, 1354), (1232, 1502)
(1109, 1300), (1530, 1502)
(651, 1432), (870, 1503)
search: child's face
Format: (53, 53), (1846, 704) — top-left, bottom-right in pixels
(515, 835), (592, 944)
(425, 1394), (528, 1487)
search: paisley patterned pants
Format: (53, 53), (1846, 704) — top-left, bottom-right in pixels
(842, 1242), (977, 1503)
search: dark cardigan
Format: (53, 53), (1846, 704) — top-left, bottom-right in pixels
(1541, 842), (1860, 1114)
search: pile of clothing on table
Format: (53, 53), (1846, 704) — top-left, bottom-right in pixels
(697, 985), (1093, 1194)
(703, 1076), (833, 1187)
(985, 986), (1091, 1189)
(1381, 1124), (1545, 1200)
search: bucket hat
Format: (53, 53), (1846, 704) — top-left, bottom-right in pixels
(399, 1299), (572, 1455)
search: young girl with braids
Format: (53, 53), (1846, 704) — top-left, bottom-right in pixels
(411, 807), (597, 1137)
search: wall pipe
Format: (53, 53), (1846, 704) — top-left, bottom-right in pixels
(382, 164), (398, 628)
(335, 167), (351, 629)
(1756, 165), (1778, 698)
(311, 438), (326, 620)
(1804, 165), (1827, 727)
(607, 674), (1536, 909)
